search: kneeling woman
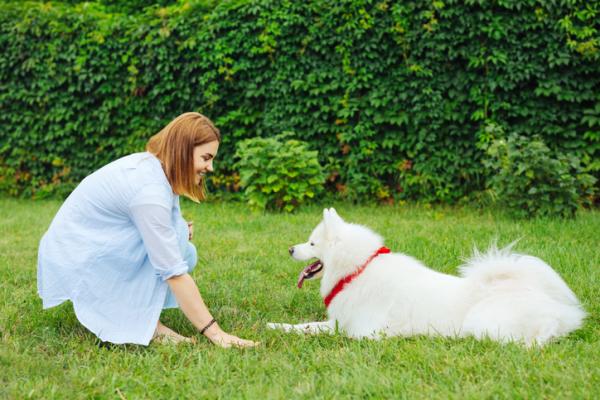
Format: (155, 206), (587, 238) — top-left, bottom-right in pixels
(37, 112), (256, 348)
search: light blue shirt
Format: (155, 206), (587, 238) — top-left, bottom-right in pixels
(37, 152), (197, 345)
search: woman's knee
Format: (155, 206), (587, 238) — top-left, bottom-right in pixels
(185, 243), (197, 273)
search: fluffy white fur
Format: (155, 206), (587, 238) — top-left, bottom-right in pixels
(267, 208), (586, 346)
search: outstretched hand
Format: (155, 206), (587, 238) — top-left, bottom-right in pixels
(204, 323), (259, 348)
(209, 331), (259, 348)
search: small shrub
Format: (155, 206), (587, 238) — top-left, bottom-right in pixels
(234, 133), (325, 212)
(484, 134), (596, 218)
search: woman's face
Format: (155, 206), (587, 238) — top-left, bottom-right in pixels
(193, 141), (219, 184)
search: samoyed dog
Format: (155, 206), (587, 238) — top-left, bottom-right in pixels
(267, 208), (586, 346)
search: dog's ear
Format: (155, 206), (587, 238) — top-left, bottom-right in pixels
(323, 208), (335, 232)
(328, 207), (343, 221)
(327, 208), (344, 225)
(323, 207), (343, 236)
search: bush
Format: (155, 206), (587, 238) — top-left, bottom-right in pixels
(0, 1), (598, 202)
(484, 133), (597, 218)
(234, 133), (325, 212)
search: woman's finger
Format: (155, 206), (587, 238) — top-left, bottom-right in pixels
(187, 221), (194, 240)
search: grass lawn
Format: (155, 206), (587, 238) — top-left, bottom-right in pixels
(1, 197), (599, 399)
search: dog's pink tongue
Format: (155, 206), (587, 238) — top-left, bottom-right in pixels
(297, 260), (321, 289)
(297, 270), (307, 289)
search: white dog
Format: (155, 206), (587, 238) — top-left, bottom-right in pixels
(268, 208), (586, 346)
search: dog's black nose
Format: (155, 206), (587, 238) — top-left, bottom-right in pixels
(288, 247), (294, 255)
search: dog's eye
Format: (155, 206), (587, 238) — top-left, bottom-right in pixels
(310, 242), (315, 246)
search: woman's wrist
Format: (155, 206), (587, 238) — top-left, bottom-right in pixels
(202, 321), (222, 340)
(200, 318), (216, 335)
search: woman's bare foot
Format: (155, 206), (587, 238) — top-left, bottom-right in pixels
(152, 321), (195, 344)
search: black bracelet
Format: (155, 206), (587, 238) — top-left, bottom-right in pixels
(200, 318), (216, 335)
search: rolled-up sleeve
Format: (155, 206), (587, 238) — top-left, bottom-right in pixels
(130, 203), (189, 281)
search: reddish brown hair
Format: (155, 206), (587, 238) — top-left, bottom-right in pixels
(146, 112), (221, 202)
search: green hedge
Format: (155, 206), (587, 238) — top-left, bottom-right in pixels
(1, 0), (598, 202)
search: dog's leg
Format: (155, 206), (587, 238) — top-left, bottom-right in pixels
(267, 320), (336, 335)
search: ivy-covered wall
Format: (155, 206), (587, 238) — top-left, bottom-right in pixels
(1, 0), (598, 202)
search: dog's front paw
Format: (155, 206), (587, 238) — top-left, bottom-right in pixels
(266, 322), (294, 332)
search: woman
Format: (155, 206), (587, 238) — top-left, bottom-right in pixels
(37, 112), (257, 348)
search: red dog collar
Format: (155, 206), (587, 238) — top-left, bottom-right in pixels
(324, 246), (391, 308)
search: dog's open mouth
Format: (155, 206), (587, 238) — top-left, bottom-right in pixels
(297, 260), (323, 288)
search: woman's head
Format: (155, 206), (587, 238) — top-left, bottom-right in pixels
(147, 112), (221, 202)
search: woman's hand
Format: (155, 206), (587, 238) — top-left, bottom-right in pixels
(203, 323), (259, 348)
(187, 221), (194, 240)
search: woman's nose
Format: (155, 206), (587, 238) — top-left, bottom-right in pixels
(207, 161), (214, 172)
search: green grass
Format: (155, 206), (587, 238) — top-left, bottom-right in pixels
(1, 197), (599, 399)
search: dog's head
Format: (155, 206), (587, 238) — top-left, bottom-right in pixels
(290, 208), (383, 288)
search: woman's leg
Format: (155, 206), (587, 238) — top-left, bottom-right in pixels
(183, 242), (198, 273)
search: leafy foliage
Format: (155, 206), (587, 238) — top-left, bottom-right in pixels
(234, 133), (325, 212)
(0, 0), (598, 205)
(1, 0), (181, 13)
(484, 133), (597, 218)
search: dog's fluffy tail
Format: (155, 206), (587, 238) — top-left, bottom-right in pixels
(459, 244), (586, 344)
(459, 244), (582, 308)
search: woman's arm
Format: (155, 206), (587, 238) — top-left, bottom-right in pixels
(129, 200), (257, 348)
(167, 273), (258, 348)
